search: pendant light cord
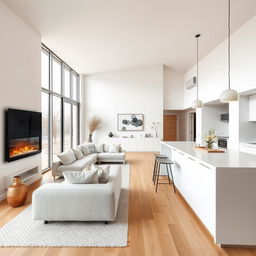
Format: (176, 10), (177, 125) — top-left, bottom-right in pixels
(195, 34), (200, 100)
(228, 0), (231, 89)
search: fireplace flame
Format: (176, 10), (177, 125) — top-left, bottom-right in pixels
(10, 145), (38, 158)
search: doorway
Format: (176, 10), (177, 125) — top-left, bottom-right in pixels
(189, 112), (196, 141)
(163, 115), (177, 141)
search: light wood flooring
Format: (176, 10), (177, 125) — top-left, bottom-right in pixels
(0, 152), (256, 256)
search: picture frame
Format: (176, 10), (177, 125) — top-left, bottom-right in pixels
(117, 114), (144, 131)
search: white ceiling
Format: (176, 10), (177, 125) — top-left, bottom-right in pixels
(2, 0), (256, 74)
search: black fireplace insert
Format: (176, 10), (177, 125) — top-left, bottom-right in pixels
(5, 108), (42, 162)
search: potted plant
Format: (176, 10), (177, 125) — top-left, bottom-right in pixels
(204, 129), (217, 150)
(88, 117), (101, 142)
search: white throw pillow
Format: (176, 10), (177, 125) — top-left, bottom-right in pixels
(63, 169), (99, 184)
(85, 143), (97, 154)
(92, 165), (110, 183)
(108, 144), (120, 153)
(72, 148), (84, 160)
(81, 145), (90, 156)
(103, 143), (110, 152)
(57, 150), (76, 165)
(95, 143), (104, 153)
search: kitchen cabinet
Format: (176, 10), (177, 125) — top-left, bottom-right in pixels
(106, 137), (161, 152)
(161, 141), (256, 246)
(249, 95), (256, 121)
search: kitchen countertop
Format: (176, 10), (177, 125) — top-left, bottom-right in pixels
(162, 141), (256, 168)
(240, 142), (256, 147)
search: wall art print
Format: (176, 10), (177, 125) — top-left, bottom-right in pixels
(117, 114), (144, 131)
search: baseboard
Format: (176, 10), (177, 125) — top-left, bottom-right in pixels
(0, 192), (7, 201)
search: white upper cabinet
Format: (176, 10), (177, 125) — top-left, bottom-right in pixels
(249, 95), (256, 121)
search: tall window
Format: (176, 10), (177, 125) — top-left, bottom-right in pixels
(41, 44), (80, 171)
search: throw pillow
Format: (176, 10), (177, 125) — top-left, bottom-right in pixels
(95, 143), (104, 153)
(63, 169), (99, 184)
(84, 143), (97, 154)
(72, 148), (84, 160)
(103, 143), (110, 153)
(81, 145), (90, 156)
(108, 144), (120, 153)
(57, 149), (76, 165)
(92, 165), (110, 183)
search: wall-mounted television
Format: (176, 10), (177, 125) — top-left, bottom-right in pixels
(5, 108), (42, 162)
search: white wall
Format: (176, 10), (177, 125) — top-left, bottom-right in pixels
(0, 2), (41, 200)
(239, 96), (256, 143)
(229, 101), (240, 150)
(163, 66), (184, 110)
(184, 15), (256, 109)
(81, 66), (163, 142)
(184, 15), (256, 148)
(202, 105), (229, 136)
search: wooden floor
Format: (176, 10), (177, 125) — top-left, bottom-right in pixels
(1, 152), (256, 256)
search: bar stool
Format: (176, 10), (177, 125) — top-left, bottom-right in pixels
(152, 154), (168, 183)
(155, 158), (176, 193)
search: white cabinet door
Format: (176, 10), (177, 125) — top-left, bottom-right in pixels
(171, 150), (216, 236)
(249, 95), (256, 121)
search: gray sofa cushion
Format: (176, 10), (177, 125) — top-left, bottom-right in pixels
(58, 153), (98, 172)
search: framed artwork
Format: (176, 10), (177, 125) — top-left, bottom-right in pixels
(117, 114), (144, 131)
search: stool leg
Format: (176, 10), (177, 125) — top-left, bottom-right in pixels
(155, 162), (161, 193)
(152, 158), (157, 182)
(166, 164), (171, 185)
(169, 165), (176, 193)
(154, 160), (159, 185)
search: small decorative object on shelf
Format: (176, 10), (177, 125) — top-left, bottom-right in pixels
(7, 176), (28, 207)
(88, 116), (101, 142)
(204, 129), (217, 150)
(108, 132), (113, 138)
(151, 122), (160, 137)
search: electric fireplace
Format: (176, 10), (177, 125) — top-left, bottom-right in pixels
(5, 108), (42, 162)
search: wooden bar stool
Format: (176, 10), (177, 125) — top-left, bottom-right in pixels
(155, 158), (176, 193)
(152, 154), (168, 183)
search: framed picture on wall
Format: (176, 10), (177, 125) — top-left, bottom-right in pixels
(117, 114), (144, 131)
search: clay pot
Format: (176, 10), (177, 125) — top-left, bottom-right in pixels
(7, 176), (28, 207)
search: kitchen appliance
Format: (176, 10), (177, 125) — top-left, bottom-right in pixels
(220, 113), (229, 121)
(218, 137), (228, 148)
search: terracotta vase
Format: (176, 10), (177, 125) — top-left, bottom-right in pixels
(7, 176), (28, 207)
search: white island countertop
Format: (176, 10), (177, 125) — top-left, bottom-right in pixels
(162, 141), (256, 168)
(161, 141), (256, 246)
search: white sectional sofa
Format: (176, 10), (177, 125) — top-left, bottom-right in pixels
(32, 165), (122, 223)
(52, 143), (125, 180)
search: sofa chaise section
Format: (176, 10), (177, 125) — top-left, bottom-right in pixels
(32, 165), (122, 222)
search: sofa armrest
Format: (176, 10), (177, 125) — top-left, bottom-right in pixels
(52, 161), (62, 176)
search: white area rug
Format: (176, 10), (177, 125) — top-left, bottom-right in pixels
(0, 164), (130, 247)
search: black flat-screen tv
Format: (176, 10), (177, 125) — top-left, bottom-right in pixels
(5, 108), (42, 162)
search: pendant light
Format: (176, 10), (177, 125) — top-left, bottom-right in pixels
(219, 0), (239, 102)
(192, 34), (203, 109)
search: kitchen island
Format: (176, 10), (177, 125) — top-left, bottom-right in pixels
(161, 141), (256, 247)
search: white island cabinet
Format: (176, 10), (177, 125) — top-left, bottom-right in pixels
(161, 141), (256, 247)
